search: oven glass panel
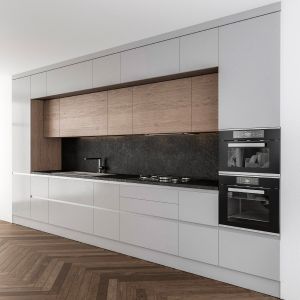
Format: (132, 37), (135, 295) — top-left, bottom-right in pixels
(227, 189), (270, 223)
(227, 144), (270, 169)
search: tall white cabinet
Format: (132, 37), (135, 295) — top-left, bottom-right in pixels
(219, 12), (280, 129)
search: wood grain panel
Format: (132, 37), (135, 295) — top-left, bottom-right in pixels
(44, 99), (60, 137)
(108, 87), (133, 135)
(133, 78), (192, 134)
(60, 92), (108, 137)
(192, 73), (218, 132)
(0, 220), (276, 299)
(31, 100), (61, 171)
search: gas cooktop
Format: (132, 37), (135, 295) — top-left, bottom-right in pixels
(138, 175), (191, 184)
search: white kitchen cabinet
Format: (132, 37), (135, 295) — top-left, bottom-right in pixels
(219, 228), (280, 281)
(219, 13), (280, 129)
(93, 53), (121, 88)
(49, 201), (93, 234)
(120, 212), (178, 255)
(31, 72), (47, 99)
(12, 77), (31, 173)
(121, 39), (179, 82)
(120, 197), (178, 220)
(49, 177), (93, 206)
(179, 190), (218, 226)
(179, 222), (218, 265)
(30, 175), (49, 223)
(47, 61), (93, 96)
(120, 185), (178, 204)
(180, 28), (218, 72)
(94, 208), (119, 240)
(94, 182), (119, 210)
(12, 174), (31, 218)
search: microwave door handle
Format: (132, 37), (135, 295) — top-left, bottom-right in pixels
(228, 142), (266, 148)
(228, 187), (265, 195)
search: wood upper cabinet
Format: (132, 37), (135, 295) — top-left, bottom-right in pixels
(108, 87), (133, 135)
(44, 99), (60, 137)
(219, 13), (280, 129)
(192, 73), (218, 132)
(133, 78), (192, 134)
(59, 92), (108, 137)
(180, 28), (218, 72)
(121, 39), (180, 82)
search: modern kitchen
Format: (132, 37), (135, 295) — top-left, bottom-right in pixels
(2, 0), (299, 299)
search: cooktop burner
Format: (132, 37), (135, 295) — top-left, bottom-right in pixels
(138, 175), (191, 184)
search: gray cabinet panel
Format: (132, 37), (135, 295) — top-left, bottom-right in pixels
(93, 54), (120, 88)
(31, 72), (46, 99)
(180, 28), (218, 72)
(219, 13), (280, 129)
(121, 39), (179, 82)
(12, 77), (31, 173)
(219, 228), (280, 280)
(47, 61), (92, 96)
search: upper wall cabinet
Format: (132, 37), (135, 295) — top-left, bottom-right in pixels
(180, 28), (218, 72)
(60, 92), (108, 137)
(12, 77), (31, 172)
(219, 13), (280, 129)
(31, 72), (47, 99)
(47, 61), (93, 96)
(44, 99), (60, 137)
(93, 53), (121, 88)
(121, 39), (180, 82)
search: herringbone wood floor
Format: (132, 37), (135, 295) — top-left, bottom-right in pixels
(0, 221), (277, 300)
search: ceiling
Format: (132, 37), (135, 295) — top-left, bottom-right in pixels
(0, 0), (279, 76)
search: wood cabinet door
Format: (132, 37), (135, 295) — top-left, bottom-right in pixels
(60, 92), (108, 137)
(192, 73), (218, 132)
(133, 78), (192, 134)
(44, 99), (60, 137)
(108, 87), (133, 135)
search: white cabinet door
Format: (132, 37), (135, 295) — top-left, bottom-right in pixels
(120, 185), (178, 204)
(47, 61), (93, 95)
(49, 201), (93, 234)
(219, 13), (280, 129)
(12, 174), (30, 218)
(179, 190), (218, 226)
(31, 72), (46, 99)
(94, 208), (119, 240)
(120, 212), (178, 255)
(93, 54), (121, 88)
(94, 182), (119, 210)
(219, 228), (280, 280)
(121, 39), (179, 82)
(180, 29), (218, 72)
(179, 222), (218, 265)
(12, 77), (31, 173)
(30, 175), (49, 223)
(49, 178), (93, 206)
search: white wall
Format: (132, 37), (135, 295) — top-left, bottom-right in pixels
(0, 74), (12, 222)
(281, 1), (300, 299)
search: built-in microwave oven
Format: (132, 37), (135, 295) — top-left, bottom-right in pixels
(219, 129), (280, 175)
(219, 175), (280, 233)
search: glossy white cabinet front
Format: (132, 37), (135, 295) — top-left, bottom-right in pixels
(12, 174), (30, 218)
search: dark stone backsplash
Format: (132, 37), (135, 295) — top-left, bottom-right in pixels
(62, 133), (218, 180)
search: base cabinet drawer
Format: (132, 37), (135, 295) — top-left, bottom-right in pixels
(94, 208), (119, 240)
(49, 201), (93, 234)
(120, 212), (178, 255)
(31, 175), (48, 198)
(179, 223), (218, 265)
(219, 228), (280, 280)
(31, 198), (48, 223)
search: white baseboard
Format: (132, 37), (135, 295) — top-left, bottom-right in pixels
(12, 216), (280, 298)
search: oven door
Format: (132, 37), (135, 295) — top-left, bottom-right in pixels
(219, 184), (279, 233)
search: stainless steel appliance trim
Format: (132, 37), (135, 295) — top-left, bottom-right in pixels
(219, 127), (281, 132)
(218, 224), (280, 237)
(228, 187), (265, 195)
(227, 142), (266, 148)
(218, 171), (280, 178)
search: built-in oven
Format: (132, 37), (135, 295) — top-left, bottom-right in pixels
(219, 175), (279, 233)
(219, 129), (280, 175)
